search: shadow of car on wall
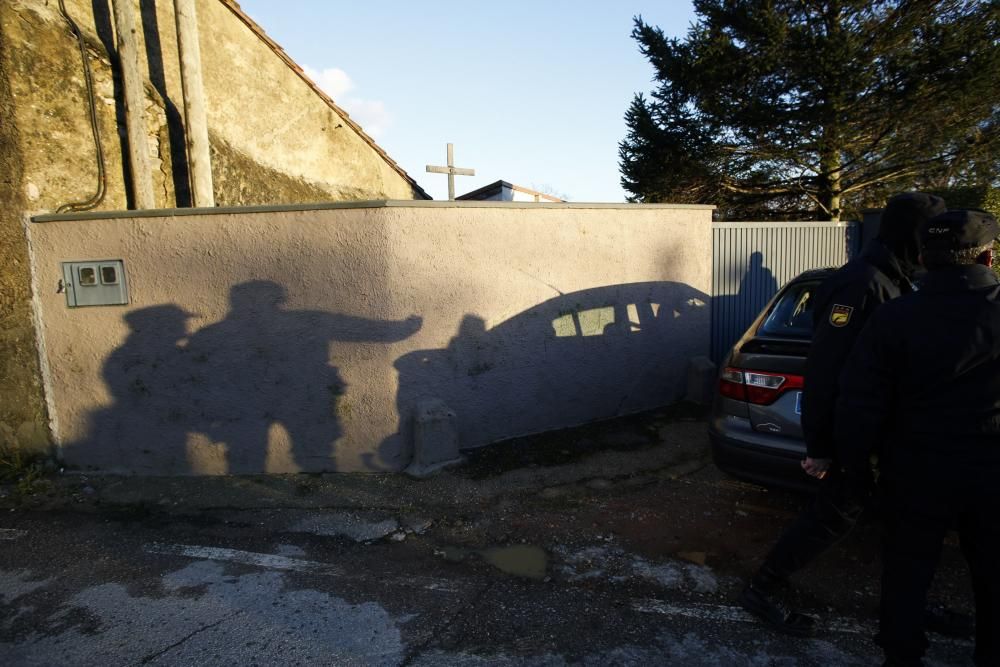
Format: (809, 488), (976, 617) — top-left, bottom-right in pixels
(379, 281), (711, 468)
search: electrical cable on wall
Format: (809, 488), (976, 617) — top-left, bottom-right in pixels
(56, 0), (107, 214)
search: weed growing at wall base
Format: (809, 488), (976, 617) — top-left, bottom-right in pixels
(0, 444), (47, 495)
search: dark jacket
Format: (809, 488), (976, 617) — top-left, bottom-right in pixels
(836, 264), (1000, 488)
(801, 241), (913, 459)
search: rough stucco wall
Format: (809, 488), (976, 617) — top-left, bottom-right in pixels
(210, 138), (335, 207)
(27, 203), (713, 475)
(132, 0), (422, 202)
(191, 0), (421, 201)
(0, 8), (50, 456)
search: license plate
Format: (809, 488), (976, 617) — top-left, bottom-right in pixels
(794, 391), (803, 415)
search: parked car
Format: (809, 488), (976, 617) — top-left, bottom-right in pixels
(708, 268), (835, 491)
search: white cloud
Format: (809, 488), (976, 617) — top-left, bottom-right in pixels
(303, 66), (354, 98)
(303, 65), (391, 139)
(340, 99), (391, 138)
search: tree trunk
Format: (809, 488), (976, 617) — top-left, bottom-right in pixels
(818, 149), (842, 222)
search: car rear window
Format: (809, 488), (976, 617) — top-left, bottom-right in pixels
(758, 280), (821, 338)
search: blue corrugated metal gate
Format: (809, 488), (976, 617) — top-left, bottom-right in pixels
(711, 221), (862, 362)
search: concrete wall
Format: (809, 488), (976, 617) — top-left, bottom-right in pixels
(27, 202), (713, 475)
(0, 0), (427, 456)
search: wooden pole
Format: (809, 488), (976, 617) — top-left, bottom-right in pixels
(446, 143), (455, 201)
(425, 143), (475, 200)
(111, 0), (155, 209)
(174, 0), (214, 207)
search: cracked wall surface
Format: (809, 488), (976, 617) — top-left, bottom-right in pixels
(0, 0), (426, 456)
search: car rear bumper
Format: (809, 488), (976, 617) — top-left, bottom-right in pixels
(708, 415), (815, 492)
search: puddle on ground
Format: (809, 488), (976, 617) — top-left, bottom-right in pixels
(480, 545), (548, 580)
(676, 550), (707, 565)
(436, 544), (549, 579)
(438, 546), (469, 563)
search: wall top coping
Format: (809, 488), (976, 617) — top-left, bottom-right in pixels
(712, 220), (859, 229)
(31, 200), (716, 223)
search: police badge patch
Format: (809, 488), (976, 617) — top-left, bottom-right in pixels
(829, 304), (854, 327)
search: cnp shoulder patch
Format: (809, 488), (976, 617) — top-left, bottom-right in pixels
(829, 304), (854, 327)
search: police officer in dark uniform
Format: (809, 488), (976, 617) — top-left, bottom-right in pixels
(837, 209), (1000, 667)
(739, 192), (947, 635)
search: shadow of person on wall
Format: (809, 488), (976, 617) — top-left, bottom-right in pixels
(79, 305), (197, 474)
(378, 281), (710, 470)
(711, 250), (779, 361)
(738, 251), (779, 315)
(184, 281), (421, 473)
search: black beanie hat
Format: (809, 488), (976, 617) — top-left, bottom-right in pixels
(877, 192), (947, 276)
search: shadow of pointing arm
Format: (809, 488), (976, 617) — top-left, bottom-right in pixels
(322, 313), (423, 343)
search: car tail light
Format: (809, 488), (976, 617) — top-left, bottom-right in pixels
(718, 367), (803, 406)
(718, 367), (748, 401)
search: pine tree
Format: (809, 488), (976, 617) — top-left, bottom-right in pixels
(619, 0), (1000, 220)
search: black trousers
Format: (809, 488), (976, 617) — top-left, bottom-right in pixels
(761, 468), (864, 581)
(880, 484), (1000, 666)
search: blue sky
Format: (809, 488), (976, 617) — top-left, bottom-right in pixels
(237, 1), (698, 202)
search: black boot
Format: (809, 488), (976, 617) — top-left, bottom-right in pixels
(738, 569), (817, 637)
(882, 652), (924, 666)
(923, 603), (974, 639)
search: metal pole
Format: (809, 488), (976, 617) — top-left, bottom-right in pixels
(174, 0), (214, 207)
(111, 0), (154, 209)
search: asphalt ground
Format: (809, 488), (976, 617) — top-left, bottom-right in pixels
(0, 409), (979, 665)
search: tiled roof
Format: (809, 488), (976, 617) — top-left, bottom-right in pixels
(219, 1), (432, 200)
